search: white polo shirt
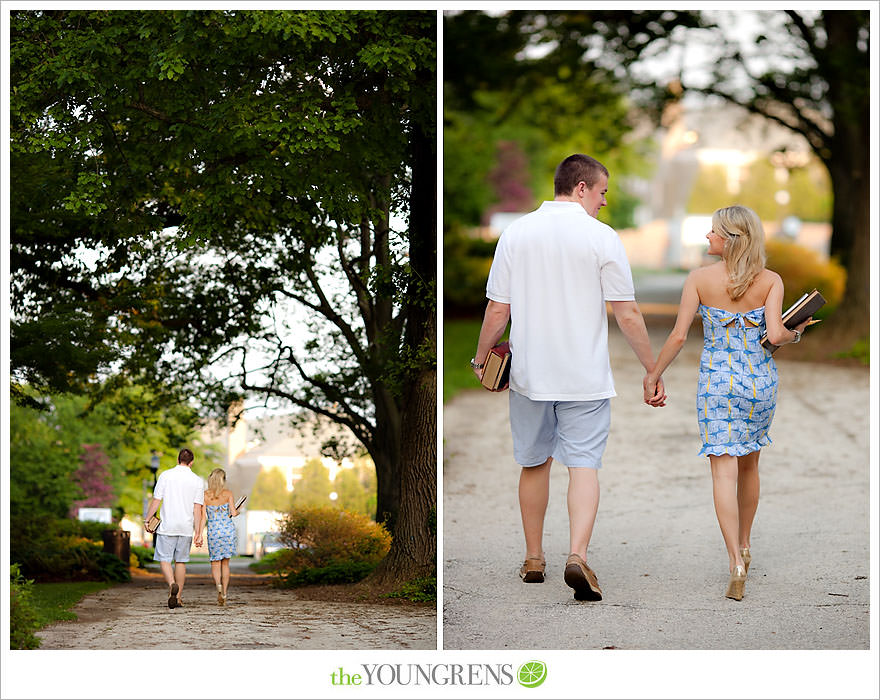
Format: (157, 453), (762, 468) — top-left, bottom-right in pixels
(486, 200), (635, 401)
(153, 464), (206, 536)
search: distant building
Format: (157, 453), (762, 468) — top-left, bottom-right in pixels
(201, 408), (362, 554)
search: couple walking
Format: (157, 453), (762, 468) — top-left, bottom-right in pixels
(145, 449), (242, 608)
(472, 154), (812, 601)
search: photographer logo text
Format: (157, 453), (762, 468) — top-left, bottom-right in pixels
(330, 661), (546, 688)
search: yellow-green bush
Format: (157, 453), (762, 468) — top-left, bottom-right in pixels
(277, 506), (391, 576)
(10, 564), (40, 649)
(765, 238), (846, 317)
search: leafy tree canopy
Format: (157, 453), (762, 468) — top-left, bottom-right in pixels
(10, 383), (217, 521)
(11, 10), (437, 544)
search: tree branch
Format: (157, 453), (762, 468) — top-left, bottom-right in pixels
(784, 10), (820, 58)
(684, 83), (832, 168)
(336, 227), (373, 328)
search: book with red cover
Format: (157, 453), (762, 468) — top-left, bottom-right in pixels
(480, 341), (511, 392)
(760, 288), (826, 354)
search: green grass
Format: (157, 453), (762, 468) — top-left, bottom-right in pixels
(30, 581), (113, 629)
(385, 576), (436, 603)
(834, 336), (869, 366)
(444, 317), (509, 402)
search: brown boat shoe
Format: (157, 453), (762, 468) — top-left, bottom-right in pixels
(563, 553), (603, 601)
(519, 556), (546, 583)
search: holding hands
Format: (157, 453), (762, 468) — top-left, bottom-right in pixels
(644, 373), (667, 407)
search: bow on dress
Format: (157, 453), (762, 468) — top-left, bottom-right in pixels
(713, 307), (765, 330)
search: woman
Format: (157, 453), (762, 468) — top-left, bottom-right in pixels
(202, 468), (241, 606)
(644, 205), (812, 600)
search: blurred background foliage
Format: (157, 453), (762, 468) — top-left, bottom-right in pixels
(9, 383), (218, 583)
(688, 157), (832, 223)
(443, 9), (867, 360)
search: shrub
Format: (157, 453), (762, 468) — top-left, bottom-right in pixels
(443, 228), (496, 314)
(130, 545), (154, 570)
(11, 516), (131, 582)
(281, 561), (378, 587)
(249, 549), (286, 574)
(386, 576), (437, 603)
(273, 507), (391, 586)
(765, 239), (846, 317)
(10, 564), (41, 649)
(96, 552), (131, 583)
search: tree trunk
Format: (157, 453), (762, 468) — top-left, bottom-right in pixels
(368, 402), (401, 531)
(823, 10), (869, 343)
(368, 361), (436, 587)
(827, 157), (870, 340)
(366, 94), (437, 589)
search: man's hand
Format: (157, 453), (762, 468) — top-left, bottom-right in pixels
(194, 535), (204, 548)
(644, 374), (667, 407)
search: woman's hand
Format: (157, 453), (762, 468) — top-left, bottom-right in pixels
(793, 316), (813, 334)
(644, 374), (667, 407)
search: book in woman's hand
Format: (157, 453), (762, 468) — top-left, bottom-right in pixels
(234, 495), (247, 511)
(760, 288), (826, 353)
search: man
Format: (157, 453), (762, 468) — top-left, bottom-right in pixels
(145, 448), (205, 609)
(472, 153), (665, 601)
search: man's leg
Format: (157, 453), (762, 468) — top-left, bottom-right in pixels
(175, 562), (186, 601)
(519, 457), (552, 559)
(567, 467), (599, 560)
(159, 561), (175, 588)
(154, 536), (180, 606)
(555, 399), (609, 560)
(555, 399), (608, 601)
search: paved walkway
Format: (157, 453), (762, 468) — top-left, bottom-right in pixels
(442, 322), (871, 650)
(36, 570), (435, 650)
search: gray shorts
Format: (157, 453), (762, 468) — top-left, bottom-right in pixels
(509, 390), (611, 468)
(153, 534), (193, 563)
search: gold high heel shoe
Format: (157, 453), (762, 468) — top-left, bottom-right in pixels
(725, 565), (747, 601)
(741, 547), (751, 574)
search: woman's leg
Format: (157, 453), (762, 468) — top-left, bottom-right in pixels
(736, 451), (760, 550)
(210, 559), (222, 589)
(709, 454), (745, 572)
(221, 558), (231, 596)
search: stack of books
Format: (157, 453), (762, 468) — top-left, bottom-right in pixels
(480, 341), (511, 392)
(760, 288), (826, 354)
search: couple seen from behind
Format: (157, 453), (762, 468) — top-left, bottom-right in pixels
(472, 154), (813, 602)
(145, 449), (242, 608)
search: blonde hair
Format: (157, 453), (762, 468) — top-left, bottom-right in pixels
(207, 468), (226, 499)
(712, 205), (766, 300)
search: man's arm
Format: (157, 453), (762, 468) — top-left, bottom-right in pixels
(145, 498), (161, 522)
(609, 300), (666, 405)
(472, 300), (511, 380)
(193, 503), (204, 547)
(610, 300), (655, 370)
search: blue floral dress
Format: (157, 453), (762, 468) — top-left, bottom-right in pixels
(697, 305), (778, 457)
(206, 503), (237, 561)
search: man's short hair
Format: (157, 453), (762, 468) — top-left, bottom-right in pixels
(178, 448), (194, 465)
(554, 154), (609, 196)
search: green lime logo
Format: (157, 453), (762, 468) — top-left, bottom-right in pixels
(517, 660), (547, 688)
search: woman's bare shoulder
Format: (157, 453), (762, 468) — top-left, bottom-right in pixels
(690, 261), (724, 279)
(760, 268), (783, 284)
